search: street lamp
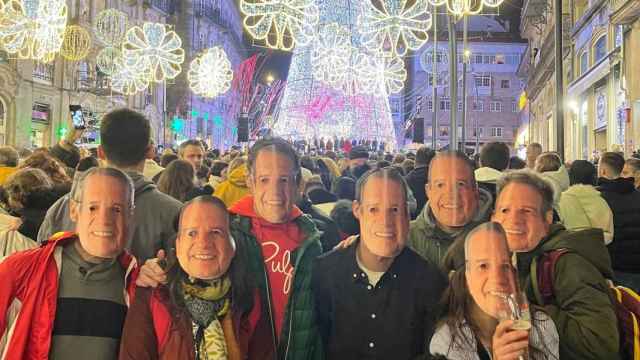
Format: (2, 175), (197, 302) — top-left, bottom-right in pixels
(426, 0), (505, 151)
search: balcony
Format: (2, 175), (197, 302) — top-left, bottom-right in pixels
(144, 0), (175, 15)
(610, 0), (640, 24)
(76, 70), (111, 96)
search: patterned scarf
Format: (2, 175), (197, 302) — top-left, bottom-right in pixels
(182, 276), (232, 360)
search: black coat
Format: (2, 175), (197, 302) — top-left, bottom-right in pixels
(597, 177), (640, 272)
(296, 195), (340, 251)
(312, 242), (447, 359)
(405, 165), (428, 218)
(19, 186), (69, 240)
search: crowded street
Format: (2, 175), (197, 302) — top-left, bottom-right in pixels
(0, 0), (638, 359)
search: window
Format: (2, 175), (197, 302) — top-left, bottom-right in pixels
(426, 99), (433, 112)
(457, 101), (463, 112)
(440, 99), (451, 111)
(33, 62), (54, 83)
(439, 126), (449, 136)
(506, 54), (521, 65)
(475, 75), (491, 87)
(32, 102), (50, 124)
(484, 54), (496, 64)
(512, 102), (518, 113)
(490, 127), (504, 137)
(594, 36), (607, 63)
(472, 101), (484, 112)
(472, 127), (484, 137)
(489, 101), (503, 112)
(473, 54), (483, 64)
(501, 80), (510, 89)
(579, 50), (588, 75)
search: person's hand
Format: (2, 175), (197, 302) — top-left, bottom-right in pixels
(492, 320), (530, 360)
(333, 235), (358, 250)
(136, 249), (168, 288)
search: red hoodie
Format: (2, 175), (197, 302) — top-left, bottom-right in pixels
(229, 195), (304, 340)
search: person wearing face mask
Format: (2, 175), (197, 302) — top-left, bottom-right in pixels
(119, 196), (254, 359)
(430, 222), (559, 360)
(312, 167), (447, 359)
(492, 170), (620, 360)
(0, 167), (138, 360)
(408, 151), (493, 268)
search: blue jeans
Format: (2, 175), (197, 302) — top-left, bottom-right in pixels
(614, 271), (640, 293)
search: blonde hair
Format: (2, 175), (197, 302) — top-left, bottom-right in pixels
(534, 152), (561, 173)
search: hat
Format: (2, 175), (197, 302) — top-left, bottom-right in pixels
(349, 146), (369, 160)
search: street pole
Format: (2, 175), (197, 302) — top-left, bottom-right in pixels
(447, 14), (458, 151)
(554, 0), (565, 160)
(461, 15), (468, 154)
(431, 7), (438, 150)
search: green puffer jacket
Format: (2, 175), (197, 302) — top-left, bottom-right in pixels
(517, 224), (620, 360)
(407, 187), (493, 268)
(231, 213), (324, 360)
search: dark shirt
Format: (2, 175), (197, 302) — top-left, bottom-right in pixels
(312, 241), (447, 359)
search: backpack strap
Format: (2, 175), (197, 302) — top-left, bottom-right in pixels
(531, 249), (569, 305)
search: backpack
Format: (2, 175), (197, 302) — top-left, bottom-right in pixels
(531, 249), (640, 360)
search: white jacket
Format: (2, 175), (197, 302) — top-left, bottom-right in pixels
(540, 166), (571, 207)
(0, 214), (37, 262)
(558, 184), (614, 244)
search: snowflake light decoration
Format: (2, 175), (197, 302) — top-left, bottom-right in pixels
(60, 25), (91, 61)
(94, 8), (128, 46)
(359, 0), (432, 57)
(188, 47), (234, 98)
(111, 57), (151, 95)
(339, 51), (379, 96)
(377, 55), (406, 94)
(122, 22), (185, 83)
(311, 23), (351, 89)
(96, 46), (122, 75)
(0, 0), (67, 61)
(240, 0), (319, 51)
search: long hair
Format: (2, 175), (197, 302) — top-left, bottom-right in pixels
(157, 160), (196, 202)
(438, 247), (557, 359)
(163, 196), (254, 323)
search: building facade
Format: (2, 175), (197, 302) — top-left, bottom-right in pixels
(0, 0), (245, 150)
(408, 16), (527, 152)
(167, 0), (246, 150)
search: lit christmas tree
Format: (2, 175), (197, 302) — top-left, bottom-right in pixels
(272, 0), (400, 148)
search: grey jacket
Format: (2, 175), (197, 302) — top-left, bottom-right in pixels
(407, 187), (493, 267)
(37, 171), (182, 262)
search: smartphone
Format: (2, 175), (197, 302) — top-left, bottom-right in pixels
(69, 105), (86, 130)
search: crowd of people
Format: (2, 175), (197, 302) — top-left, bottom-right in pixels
(0, 107), (637, 359)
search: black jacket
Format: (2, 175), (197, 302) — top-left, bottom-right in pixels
(296, 195), (340, 251)
(405, 165), (428, 219)
(19, 186), (69, 240)
(312, 241), (447, 359)
(597, 177), (640, 272)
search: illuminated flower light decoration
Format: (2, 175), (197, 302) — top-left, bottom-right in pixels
(377, 55), (407, 94)
(426, 0), (504, 16)
(188, 46), (234, 98)
(310, 23), (351, 89)
(122, 22), (185, 83)
(358, 0), (432, 57)
(60, 25), (91, 61)
(94, 8), (128, 46)
(240, 0), (319, 51)
(96, 46), (122, 75)
(338, 49), (379, 97)
(0, 0), (67, 62)
(110, 56), (151, 95)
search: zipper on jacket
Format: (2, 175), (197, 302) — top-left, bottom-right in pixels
(262, 262), (279, 358)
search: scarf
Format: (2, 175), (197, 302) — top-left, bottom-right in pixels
(182, 276), (232, 360)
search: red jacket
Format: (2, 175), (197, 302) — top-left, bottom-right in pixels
(0, 232), (138, 360)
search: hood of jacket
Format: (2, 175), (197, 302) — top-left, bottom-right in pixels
(597, 177), (636, 194)
(541, 166), (570, 198)
(474, 167), (503, 183)
(406, 165), (427, 183)
(519, 224), (613, 279)
(413, 186), (493, 237)
(126, 171), (157, 197)
(561, 184), (603, 202)
(228, 164), (248, 187)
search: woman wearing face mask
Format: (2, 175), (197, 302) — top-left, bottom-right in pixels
(430, 222), (559, 360)
(119, 196), (253, 360)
